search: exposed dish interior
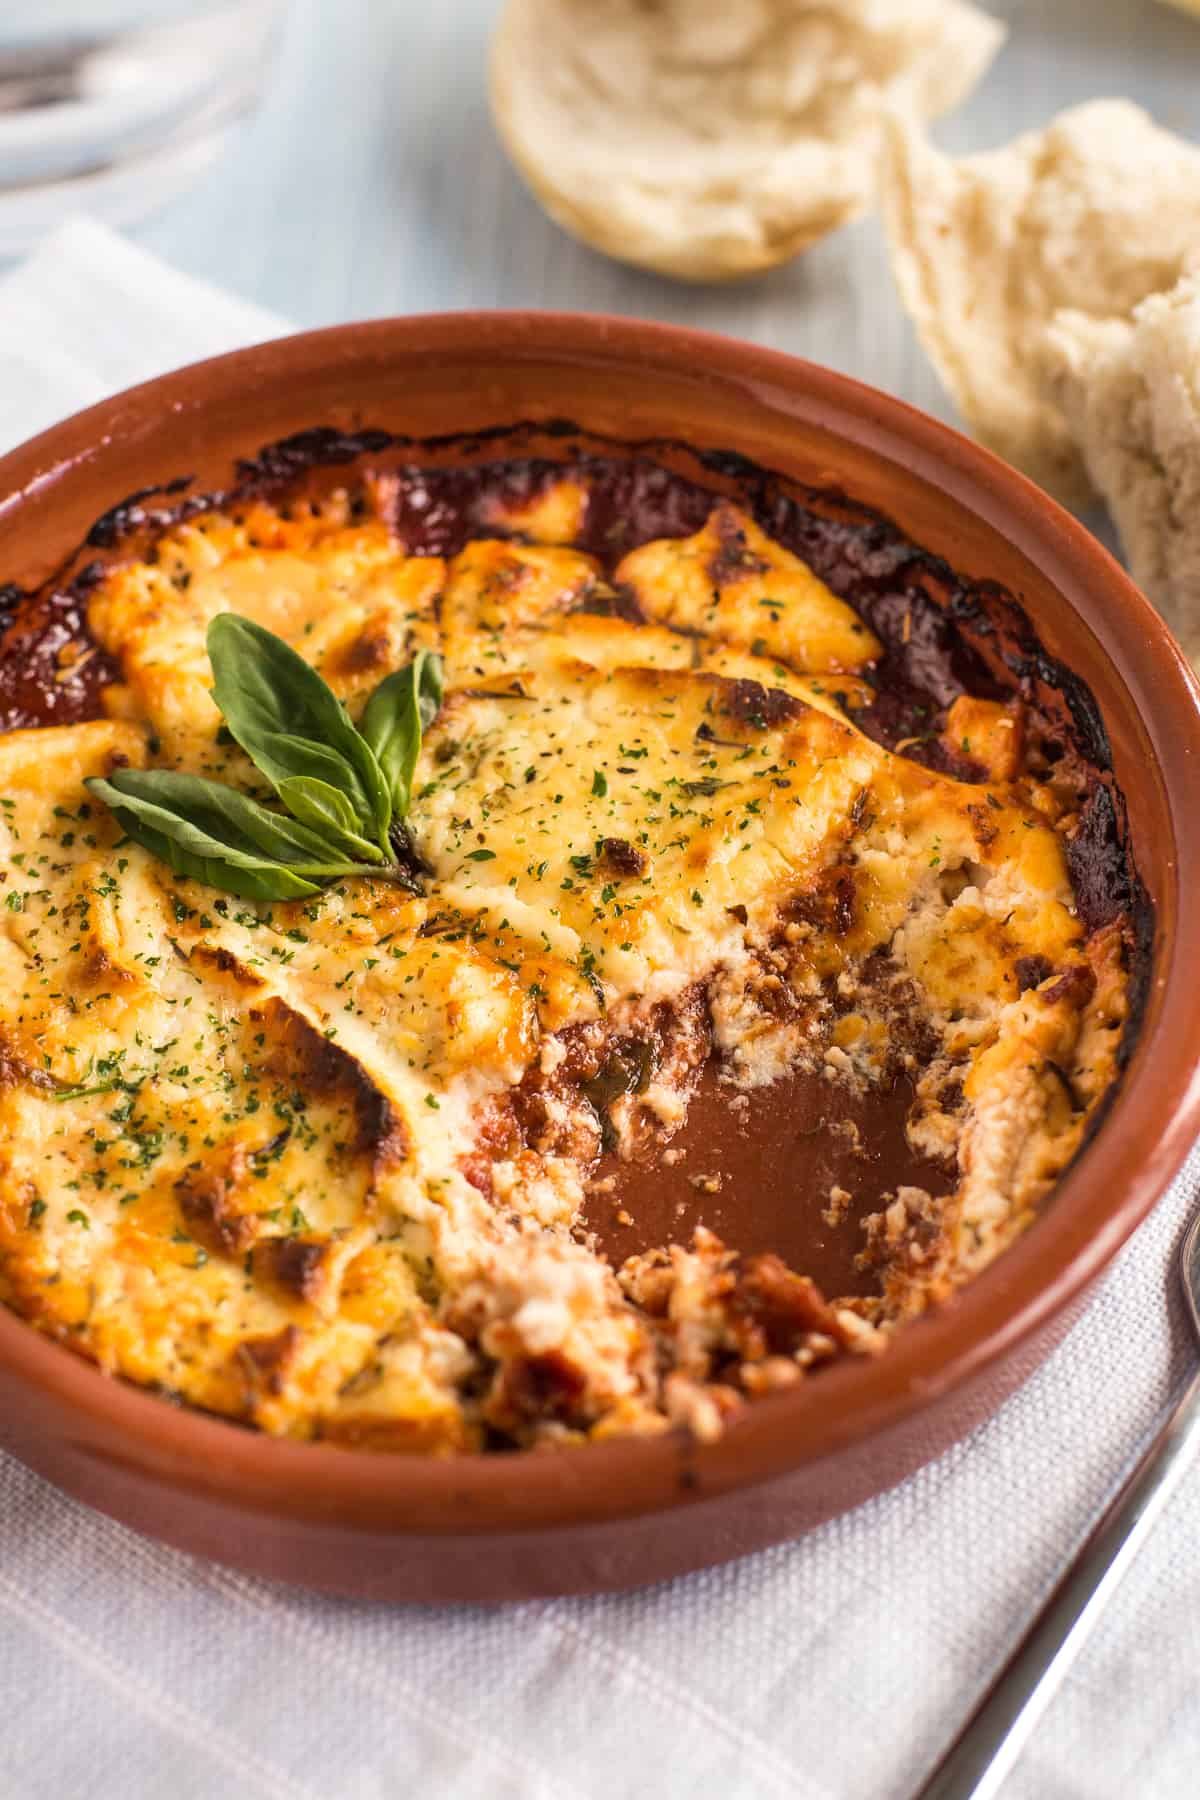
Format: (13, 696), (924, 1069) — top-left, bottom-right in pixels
(0, 427), (1145, 1452)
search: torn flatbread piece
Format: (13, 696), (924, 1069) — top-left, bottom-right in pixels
(881, 101), (1200, 507)
(1043, 272), (1200, 667)
(491, 0), (1004, 282)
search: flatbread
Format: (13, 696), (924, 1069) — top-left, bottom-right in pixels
(881, 101), (1200, 507)
(490, 0), (1004, 282)
(1043, 275), (1200, 668)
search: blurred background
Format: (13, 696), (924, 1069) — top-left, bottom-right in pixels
(1, 0), (1198, 433)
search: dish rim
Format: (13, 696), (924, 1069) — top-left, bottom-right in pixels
(1, 308), (1198, 1538)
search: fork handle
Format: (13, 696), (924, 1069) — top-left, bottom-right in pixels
(915, 1365), (1200, 1800)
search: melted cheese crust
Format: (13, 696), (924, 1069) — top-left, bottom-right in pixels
(0, 478), (1130, 1449)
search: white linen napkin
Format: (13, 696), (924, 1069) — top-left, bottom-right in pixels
(0, 220), (1197, 1800)
(0, 219), (287, 448)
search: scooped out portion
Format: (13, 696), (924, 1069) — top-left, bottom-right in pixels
(0, 449), (1137, 1451)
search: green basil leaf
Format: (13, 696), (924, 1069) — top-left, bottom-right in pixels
(360, 650), (445, 817)
(275, 775), (384, 861)
(207, 614), (391, 842)
(96, 768), (343, 862)
(86, 774), (324, 901)
(243, 730), (364, 793)
(124, 816), (319, 902)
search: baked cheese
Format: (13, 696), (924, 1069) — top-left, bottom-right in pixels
(0, 474), (1131, 1449)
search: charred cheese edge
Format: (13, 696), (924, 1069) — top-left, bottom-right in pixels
(0, 481), (1129, 1449)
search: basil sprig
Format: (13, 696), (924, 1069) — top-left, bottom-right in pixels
(360, 649), (444, 820)
(86, 618), (444, 902)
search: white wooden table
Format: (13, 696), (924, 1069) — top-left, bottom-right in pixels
(136, 0), (1200, 438)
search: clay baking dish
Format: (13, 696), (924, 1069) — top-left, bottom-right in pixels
(1, 313), (1199, 1605)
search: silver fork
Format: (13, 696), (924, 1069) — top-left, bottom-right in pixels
(916, 1204), (1200, 1800)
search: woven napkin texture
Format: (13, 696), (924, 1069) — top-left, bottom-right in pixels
(0, 219), (1197, 1800)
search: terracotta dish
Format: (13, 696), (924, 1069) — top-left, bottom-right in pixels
(0, 315), (1198, 1603)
